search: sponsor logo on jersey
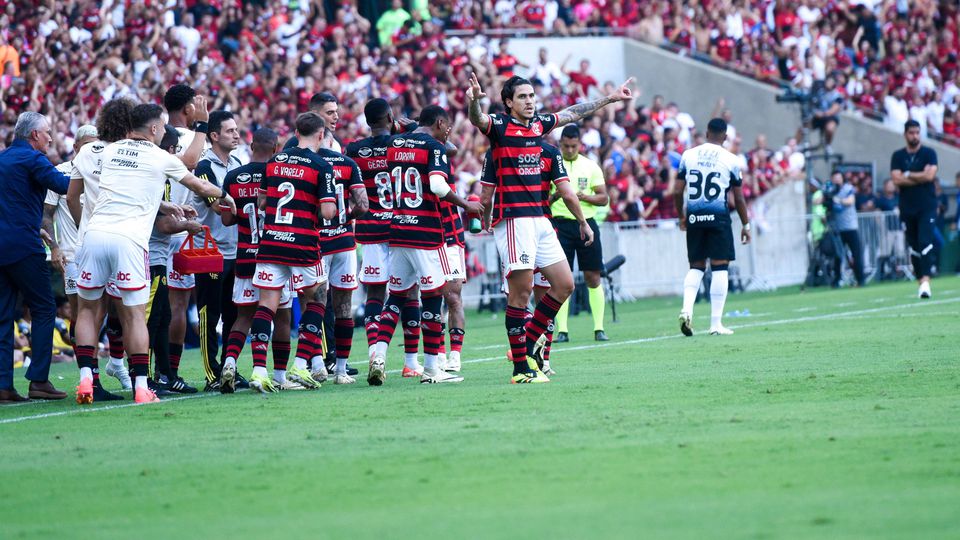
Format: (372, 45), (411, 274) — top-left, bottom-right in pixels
(689, 214), (716, 224)
(257, 270), (274, 281)
(292, 274), (304, 285)
(340, 274), (356, 284)
(274, 153), (289, 163)
(237, 173), (252, 184)
(358, 147), (373, 158)
(392, 138), (407, 148)
(389, 276), (402, 285)
(243, 289), (255, 298)
(420, 276), (434, 285)
(81, 271), (92, 281)
(115, 271), (131, 281)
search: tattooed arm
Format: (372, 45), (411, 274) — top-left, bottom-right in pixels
(554, 78), (635, 127)
(466, 71), (491, 133)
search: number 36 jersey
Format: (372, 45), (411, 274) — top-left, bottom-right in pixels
(257, 147), (337, 267)
(678, 142), (742, 228)
(386, 132), (450, 249)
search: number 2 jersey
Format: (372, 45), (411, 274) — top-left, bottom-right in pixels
(385, 132), (450, 249)
(257, 147), (337, 267)
(314, 148), (364, 255)
(222, 162), (266, 279)
(677, 142), (742, 228)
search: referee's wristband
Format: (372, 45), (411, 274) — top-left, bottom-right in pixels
(743, 223), (751, 231)
(194, 121), (209, 134)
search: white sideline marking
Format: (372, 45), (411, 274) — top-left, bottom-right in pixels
(2, 295), (957, 425)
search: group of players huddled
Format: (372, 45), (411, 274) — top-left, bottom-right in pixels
(54, 70), (652, 405)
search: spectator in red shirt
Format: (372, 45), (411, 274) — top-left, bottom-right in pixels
(563, 58), (599, 101)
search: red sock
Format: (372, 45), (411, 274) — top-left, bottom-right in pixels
(334, 317), (354, 360)
(376, 296), (403, 345)
(169, 343), (183, 377)
(449, 328), (464, 353)
(250, 307), (275, 368)
(295, 303), (325, 366)
(128, 353), (149, 378)
(363, 298), (383, 347)
(272, 340), (291, 371)
(525, 294), (562, 357)
(505, 305), (528, 364)
(401, 298), (420, 354)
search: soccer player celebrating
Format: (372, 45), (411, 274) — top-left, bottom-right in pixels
(218, 128), (300, 391)
(467, 72), (631, 383)
(73, 104), (236, 404)
(368, 105), (483, 385)
(234, 112), (337, 394)
(674, 118), (751, 337)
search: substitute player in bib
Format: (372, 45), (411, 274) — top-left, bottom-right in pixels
(73, 104), (236, 404)
(467, 73), (630, 383)
(236, 112), (337, 394)
(368, 105), (483, 386)
(674, 118), (751, 337)
(218, 128), (300, 391)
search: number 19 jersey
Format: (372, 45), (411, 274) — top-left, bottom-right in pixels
(386, 132), (450, 249)
(678, 142), (742, 228)
(257, 147), (337, 267)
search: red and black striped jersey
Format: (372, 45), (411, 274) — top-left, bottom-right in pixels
(440, 164), (464, 247)
(539, 143), (568, 219)
(480, 112), (558, 225)
(223, 162), (266, 279)
(386, 132), (450, 249)
(314, 148), (364, 255)
(493, 54), (520, 77)
(345, 134), (393, 244)
(257, 148), (336, 267)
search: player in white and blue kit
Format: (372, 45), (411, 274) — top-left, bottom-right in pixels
(674, 118), (751, 336)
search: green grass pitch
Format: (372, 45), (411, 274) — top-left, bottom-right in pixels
(1, 277), (958, 539)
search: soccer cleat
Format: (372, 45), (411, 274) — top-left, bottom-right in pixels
(709, 326), (734, 336)
(105, 362), (132, 390)
(273, 379), (306, 391)
(310, 365), (329, 384)
(203, 379), (222, 392)
(554, 332), (569, 343)
(679, 312), (693, 337)
(401, 365), (423, 378)
(595, 330), (609, 341)
(219, 363), (237, 394)
(530, 335), (548, 371)
(167, 377), (197, 394)
(918, 281), (931, 299)
(148, 377), (175, 397)
(134, 386), (161, 404)
(367, 353), (386, 386)
(510, 370), (550, 384)
(420, 367), (464, 384)
(235, 373), (250, 389)
(249, 373), (278, 393)
(334, 373), (356, 385)
(542, 361), (556, 376)
(92, 384), (124, 402)
(445, 351), (461, 373)
(76, 378), (94, 405)
(287, 366), (321, 389)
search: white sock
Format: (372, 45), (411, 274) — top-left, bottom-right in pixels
(424, 354), (438, 370)
(79, 367), (93, 381)
(404, 352), (419, 369)
(335, 357), (347, 375)
(224, 357), (236, 368)
(294, 358), (308, 370)
(135, 375), (148, 389)
(710, 270), (729, 329)
(375, 341), (388, 357)
(449, 351), (460, 363)
(368, 344), (375, 358)
(682, 269), (705, 315)
(252, 366), (268, 378)
(273, 369), (286, 383)
(109, 357), (125, 369)
(311, 355), (325, 369)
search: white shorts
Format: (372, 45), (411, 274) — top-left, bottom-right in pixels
(253, 261), (326, 292)
(534, 270), (550, 289)
(63, 260), (79, 295)
(76, 231), (150, 306)
(324, 249), (358, 290)
(388, 246), (449, 294)
(494, 217), (565, 276)
(166, 235), (195, 290)
(444, 244), (466, 282)
(359, 243), (390, 285)
(234, 277), (293, 308)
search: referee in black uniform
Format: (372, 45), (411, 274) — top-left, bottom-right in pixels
(890, 120), (938, 298)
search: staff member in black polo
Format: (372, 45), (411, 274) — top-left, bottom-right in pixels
(0, 112), (70, 402)
(890, 119), (939, 299)
(549, 125), (610, 342)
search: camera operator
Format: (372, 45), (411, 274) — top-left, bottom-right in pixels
(826, 171), (865, 287)
(810, 76), (843, 153)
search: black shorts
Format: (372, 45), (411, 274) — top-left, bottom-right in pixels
(553, 217), (604, 272)
(812, 115), (839, 130)
(686, 226), (735, 263)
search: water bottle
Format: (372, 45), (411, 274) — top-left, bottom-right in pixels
(467, 194), (483, 233)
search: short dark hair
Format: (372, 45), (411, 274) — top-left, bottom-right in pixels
(251, 128), (278, 152)
(208, 110), (235, 137)
(501, 75), (533, 105)
(560, 124), (581, 140)
(163, 84), (196, 113)
(417, 105), (448, 128)
(96, 97), (136, 143)
(159, 124), (180, 153)
(295, 112), (326, 138)
(707, 117), (727, 135)
(309, 92), (338, 111)
(130, 104), (165, 131)
(904, 119), (921, 131)
(364, 98), (392, 127)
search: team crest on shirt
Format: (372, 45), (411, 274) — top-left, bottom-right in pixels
(531, 123), (542, 136)
(237, 173), (252, 184)
(358, 147), (372, 158)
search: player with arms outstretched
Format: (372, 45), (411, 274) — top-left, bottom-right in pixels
(674, 118), (751, 337)
(467, 72), (632, 383)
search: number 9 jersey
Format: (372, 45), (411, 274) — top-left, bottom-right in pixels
(257, 147), (337, 267)
(386, 132), (450, 249)
(677, 142), (742, 228)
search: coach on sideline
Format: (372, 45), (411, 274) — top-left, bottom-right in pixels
(0, 112), (70, 403)
(549, 125), (610, 343)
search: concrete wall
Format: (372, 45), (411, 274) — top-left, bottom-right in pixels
(506, 37), (626, 98)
